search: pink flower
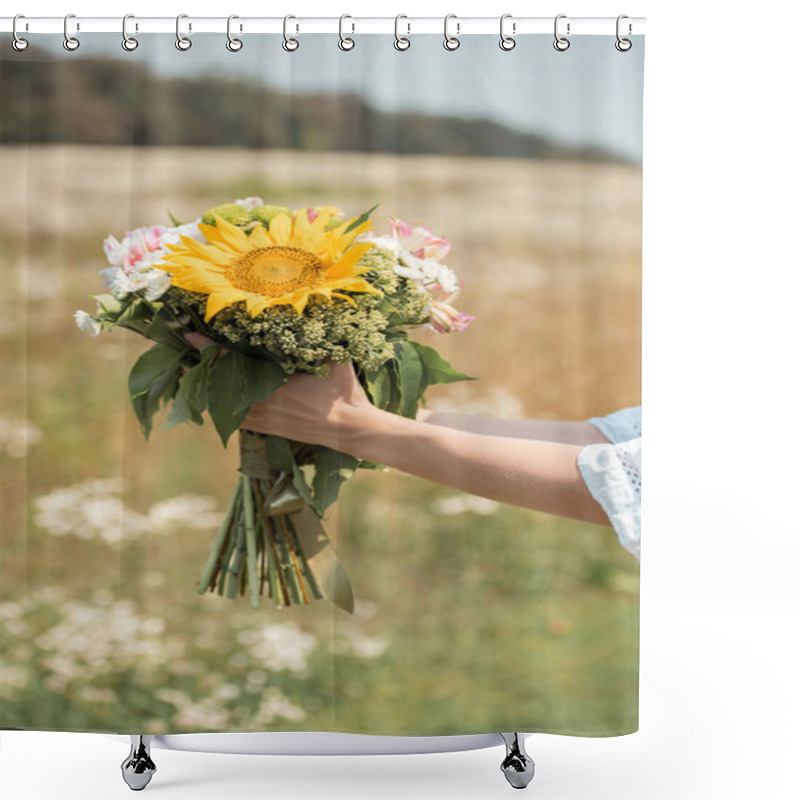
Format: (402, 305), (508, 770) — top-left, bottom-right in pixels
(104, 225), (168, 273)
(305, 205), (345, 224)
(388, 217), (451, 261)
(428, 300), (476, 334)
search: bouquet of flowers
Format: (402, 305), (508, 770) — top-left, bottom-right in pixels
(75, 197), (474, 613)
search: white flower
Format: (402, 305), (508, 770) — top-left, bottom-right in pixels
(74, 310), (101, 336)
(101, 219), (205, 300)
(432, 494), (500, 516)
(0, 417), (43, 457)
(239, 623), (317, 673)
(147, 494), (224, 530)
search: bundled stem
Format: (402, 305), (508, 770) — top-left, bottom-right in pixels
(195, 429), (325, 610)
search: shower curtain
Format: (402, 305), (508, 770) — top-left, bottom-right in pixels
(0, 26), (643, 738)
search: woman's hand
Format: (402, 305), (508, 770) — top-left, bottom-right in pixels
(241, 360), (378, 450)
(183, 331), (378, 451)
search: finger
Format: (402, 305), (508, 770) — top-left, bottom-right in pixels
(184, 331), (215, 349)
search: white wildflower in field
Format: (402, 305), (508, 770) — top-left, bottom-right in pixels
(332, 624), (389, 659)
(33, 478), (223, 542)
(147, 494), (224, 530)
(432, 494), (500, 516)
(32, 477), (148, 544)
(0, 417), (43, 457)
(249, 687), (306, 726)
(239, 622), (317, 673)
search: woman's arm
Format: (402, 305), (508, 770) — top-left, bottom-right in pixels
(240, 362), (611, 528)
(415, 408), (612, 445)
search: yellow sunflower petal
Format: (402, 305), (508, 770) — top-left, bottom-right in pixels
(326, 241), (376, 279)
(204, 215), (249, 252)
(266, 212), (292, 246)
(324, 276), (383, 295)
(331, 291), (357, 307)
(248, 224), (270, 248)
(245, 295), (270, 317)
(291, 208), (318, 252)
(204, 292), (242, 322)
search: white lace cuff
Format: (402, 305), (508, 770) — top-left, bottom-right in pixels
(577, 436), (641, 561)
(585, 405), (641, 444)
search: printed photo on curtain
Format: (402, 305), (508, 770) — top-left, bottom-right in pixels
(0, 19), (643, 773)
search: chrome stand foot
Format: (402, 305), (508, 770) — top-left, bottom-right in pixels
(499, 733), (535, 789)
(121, 735), (156, 791)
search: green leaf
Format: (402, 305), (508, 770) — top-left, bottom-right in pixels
(236, 354), (289, 415)
(310, 447), (359, 513)
(117, 298), (153, 325)
(364, 364), (392, 409)
(129, 342), (187, 400)
(167, 210), (184, 227)
(206, 349), (250, 447)
(128, 347), (185, 439)
(292, 462), (317, 513)
(164, 379), (203, 428)
(163, 348), (219, 429)
(410, 341), (475, 387)
(394, 340), (425, 418)
(144, 308), (191, 351)
(357, 460), (387, 470)
(93, 293), (122, 317)
(344, 203), (379, 234)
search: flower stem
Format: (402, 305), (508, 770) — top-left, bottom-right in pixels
(197, 478), (241, 595)
(242, 475), (261, 609)
(226, 513), (248, 599)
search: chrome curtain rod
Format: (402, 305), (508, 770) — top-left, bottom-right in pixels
(1, 16), (646, 36)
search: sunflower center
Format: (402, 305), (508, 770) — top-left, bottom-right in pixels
(227, 247), (327, 297)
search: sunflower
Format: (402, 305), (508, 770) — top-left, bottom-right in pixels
(156, 208), (380, 321)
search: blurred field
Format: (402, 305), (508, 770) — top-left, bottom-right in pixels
(0, 144), (640, 736)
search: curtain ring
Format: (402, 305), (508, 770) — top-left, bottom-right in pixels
(175, 14), (192, 50)
(12, 15), (29, 51)
(63, 13), (80, 51)
(499, 14), (516, 51)
(394, 14), (410, 50)
(338, 14), (355, 51)
(226, 15), (243, 51)
(615, 14), (632, 51)
(122, 14), (138, 51)
(443, 14), (460, 51)
(283, 15), (299, 51)
(553, 14), (570, 51)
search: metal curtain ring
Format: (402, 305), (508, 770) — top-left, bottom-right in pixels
(12, 14), (29, 51)
(615, 14), (632, 51)
(283, 15), (299, 51)
(227, 15), (243, 51)
(122, 14), (138, 51)
(499, 14), (516, 50)
(553, 14), (570, 51)
(338, 14), (355, 50)
(63, 13), (80, 51)
(443, 14), (460, 51)
(176, 14), (192, 50)
(394, 14), (410, 50)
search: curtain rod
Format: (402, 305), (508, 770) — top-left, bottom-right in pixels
(1, 16), (646, 37)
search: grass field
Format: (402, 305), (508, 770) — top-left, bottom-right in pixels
(0, 144), (641, 735)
